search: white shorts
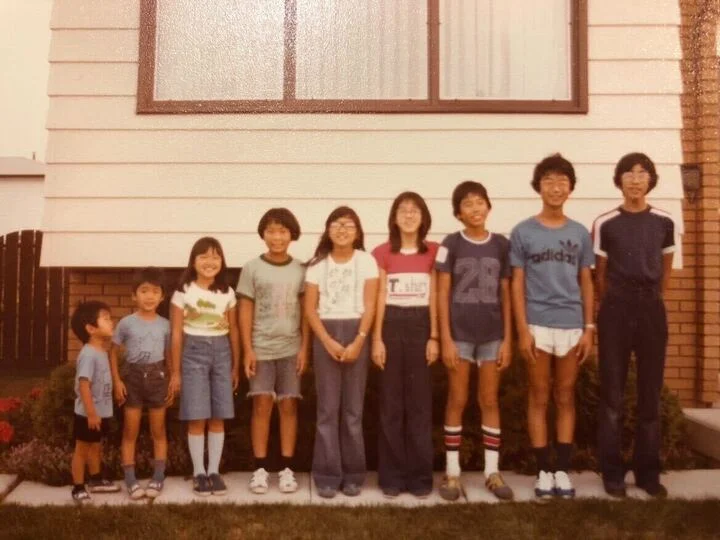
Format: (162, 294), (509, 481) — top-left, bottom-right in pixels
(528, 325), (583, 357)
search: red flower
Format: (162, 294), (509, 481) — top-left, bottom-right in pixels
(0, 398), (22, 414)
(0, 421), (14, 443)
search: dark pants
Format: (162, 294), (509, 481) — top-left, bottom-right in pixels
(597, 287), (668, 487)
(378, 306), (433, 493)
(312, 319), (369, 490)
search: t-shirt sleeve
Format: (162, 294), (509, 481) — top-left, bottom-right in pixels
(592, 217), (608, 258)
(111, 317), (127, 346)
(304, 260), (322, 285)
(162, 318), (171, 350)
(499, 236), (512, 278)
(361, 251), (379, 280)
(225, 289), (237, 310)
(434, 235), (454, 273)
(509, 225), (525, 268)
(170, 289), (185, 309)
(76, 350), (95, 381)
(236, 262), (255, 301)
(662, 217), (676, 254)
(371, 244), (387, 271)
(579, 226), (594, 268)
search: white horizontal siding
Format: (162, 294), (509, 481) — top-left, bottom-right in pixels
(43, 163), (684, 199)
(41, 0), (686, 269)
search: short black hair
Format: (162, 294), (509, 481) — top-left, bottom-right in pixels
(452, 181), (492, 216)
(613, 152), (658, 193)
(257, 208), (301, 241)
(132, 267), (166, 294)
(70, 301), (110, 344)
(531, 153), (576, 193)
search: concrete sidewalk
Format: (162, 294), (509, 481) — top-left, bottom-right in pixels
(2, 470), (719, 507)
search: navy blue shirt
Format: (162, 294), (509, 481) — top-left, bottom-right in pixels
(592, 206), (675, 290)
(435, 231), (510, 345)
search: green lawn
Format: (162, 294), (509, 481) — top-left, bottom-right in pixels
(2, 500), (720, 539)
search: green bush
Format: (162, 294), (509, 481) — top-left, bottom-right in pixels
(0, 353), (701, 484)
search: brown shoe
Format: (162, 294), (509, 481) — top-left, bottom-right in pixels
(439, 475), (463, 501)
(485, 472), (514, 501)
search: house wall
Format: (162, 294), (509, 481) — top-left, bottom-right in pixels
(679, 0), (720, 406)
(0, 178), (45, 237)
(45, 0), (719, 405)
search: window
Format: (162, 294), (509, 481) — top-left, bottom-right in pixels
(137, 0), (587, 113)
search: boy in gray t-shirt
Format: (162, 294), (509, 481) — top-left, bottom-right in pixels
(510, 154), (594, 500)
(70, 301), (120, 503)
(237, 208), (309, 495)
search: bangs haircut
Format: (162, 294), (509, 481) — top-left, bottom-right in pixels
(452, 181), (492, 216)
(70, 300), (110, 344)
(257, 208), (301, 241)
(177, 236), (231, 293)
(388, 191), (432, 253)
(132, 266), (166, 294)
(307, 206), (365, 267)
(613, 152), (658, 193)
(531, 153), (576, 193)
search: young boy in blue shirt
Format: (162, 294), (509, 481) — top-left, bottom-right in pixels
(510, 154), (594, 500)
(110, 267), (171, 499)
(70, 301), (121, 503)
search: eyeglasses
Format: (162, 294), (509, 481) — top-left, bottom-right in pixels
(329, 222), (357, 232)
(621, 171), (650, 182)
(397, 208), (420, 217)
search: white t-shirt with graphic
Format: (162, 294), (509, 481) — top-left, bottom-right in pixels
(171, 281), (237, 336)
(305, 250), (378, 320)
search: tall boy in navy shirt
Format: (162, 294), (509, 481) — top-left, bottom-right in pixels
(593, 152), (675, 498)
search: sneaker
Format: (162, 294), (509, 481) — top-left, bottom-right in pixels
(485, 472), (514, 501)
(534, 470), (554, 500)
(71, 486), (91, 504)
(127, 482), (145, 500)
(553, 471), (576, 499)
(87, 478), (120, 493)
(278, 467), (298, 494)
(382, 486), (400, 498)
(637, 481), (668, 498)
(342, 483), (361, 497)
(439, 475), (462, 502)
(249, 467), (269, 494)
(208, 473), (227, 496)
(316, 485), (337, 499)
(192, 474), (212, 496)
(145, 479), (164, 499)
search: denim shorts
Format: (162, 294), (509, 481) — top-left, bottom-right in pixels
(179, 334), (235, 421)
(247, 355), (301, 400)
(122, 360), (168, 409)
(456, 340), (502, 364)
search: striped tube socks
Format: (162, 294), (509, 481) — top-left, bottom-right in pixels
(482, 425), (501, 476)
(444, 425), (462, 477)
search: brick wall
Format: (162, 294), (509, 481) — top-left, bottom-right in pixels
(678, 0), (720, 406)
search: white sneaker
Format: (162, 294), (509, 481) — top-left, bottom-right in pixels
(278, 467), (298, 493)
(249, 467), (269, 494)
(553, 471), (576, 499)
(534, 470), (554, 500)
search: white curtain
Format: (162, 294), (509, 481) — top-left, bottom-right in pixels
(155, 0), (285, 100)
(295, 0), (428, 99)
(440, 0), (571, 100)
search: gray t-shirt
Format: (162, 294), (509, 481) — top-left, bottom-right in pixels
(435, 231), (510, 345)
(237, 255), (305, 361)
(510, 217), (594, 329)
(112, 313), (169, 364)
(74, 344), (113, 418)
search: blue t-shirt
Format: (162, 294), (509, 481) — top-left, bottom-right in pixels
(510, 217), (593, 329)
(74, 344), (113, 418)
(112, 313), (170, 364)
(435, 231), (510, 345)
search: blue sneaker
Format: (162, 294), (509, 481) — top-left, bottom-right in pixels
(208, 473), (227, 496)
(534, 471), (554, 500)
(193, 474), (212, 496)
(553, 471), (576, 499)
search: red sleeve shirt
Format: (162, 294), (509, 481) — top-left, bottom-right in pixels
(372, 241), (438, 307)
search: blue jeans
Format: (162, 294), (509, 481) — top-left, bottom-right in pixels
(597, 287), (667, 487)
(312, 319), (369, 490)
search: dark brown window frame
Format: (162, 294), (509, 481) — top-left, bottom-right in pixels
(137, 0), (588, 114)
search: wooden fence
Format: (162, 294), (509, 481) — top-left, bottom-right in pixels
(0, 230), (68, 371)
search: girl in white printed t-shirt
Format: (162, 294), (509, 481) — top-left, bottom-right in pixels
(303, 206), (379, 499)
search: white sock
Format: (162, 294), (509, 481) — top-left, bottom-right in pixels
(444, 424), (462, 477)
(188, 434), (206, 477)
(482, 425), (501, 476)
(207, 431), (225, 475)
(446, 451), (461, 477)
